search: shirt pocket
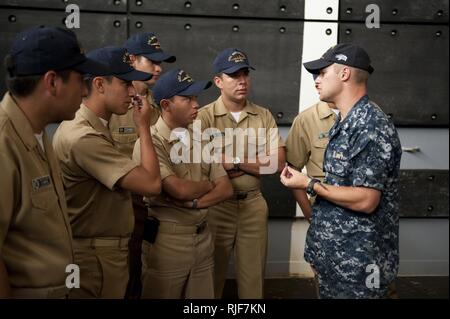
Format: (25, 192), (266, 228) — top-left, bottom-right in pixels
(326, 135), (371, 181)
(31, 186), (59, 212)
(28, 186), (62, 240)
(111, 131), (138, 147)
(313, 137), (328, 150)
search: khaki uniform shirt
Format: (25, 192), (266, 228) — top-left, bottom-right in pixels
(109, 91), (160, 158)
(0, 92), (73, 288)
(53, 104), (138, 238)
(133, 117), (227, 225)
(285, 101), (336, 180)
(197, 97), (285, 192)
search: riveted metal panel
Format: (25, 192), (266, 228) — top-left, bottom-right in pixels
(130, 0), (304, 19)
(130, 15), (303, 125)
(261, 174), (297, 218)
(0, 0), (127, 12)
(340, 0), (449, 23)
(399, 170), (449, 217)
(340, 23), (449, 127)
(0, 9), (127, 95)
(263, 169), (450, 218)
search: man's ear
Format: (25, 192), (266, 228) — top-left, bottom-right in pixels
(160, 99), (170, 112)
(341, 66), (351, 81)
(43, 70), (58, 96)
(213, 75), (223, 89)
(93, 76), (106, 94)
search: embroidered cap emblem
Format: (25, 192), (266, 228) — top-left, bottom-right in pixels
(147, 35), (161, 50)
(228, 51), (247, 63)
(177, 70), (193, 83)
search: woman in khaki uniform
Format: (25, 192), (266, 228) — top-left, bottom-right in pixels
(0, 26), (106, 298)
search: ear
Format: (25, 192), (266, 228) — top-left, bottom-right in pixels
(159, 99), (171, 112)
(93, 76), (106, 94)
(42, 71), (58, 96)
(341, 67), (351, 82)
(213, 75), (223, 89)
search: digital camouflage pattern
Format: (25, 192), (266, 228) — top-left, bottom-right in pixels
(304, 95), (402, 299)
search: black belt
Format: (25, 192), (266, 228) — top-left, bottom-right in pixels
(234, 191), (248, 200)
(196, 220), (207, 234)
(232, 190), (260, 200)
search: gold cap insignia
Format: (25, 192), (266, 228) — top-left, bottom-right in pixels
(147, 35), (161, 50)
(177, 70), (193, 83)
(228, 51), (247, 63)
(123, 51), (131, 63)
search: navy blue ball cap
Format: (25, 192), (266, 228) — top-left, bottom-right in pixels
(86, 46), (152, 81)
(153, 69), (211, 105)
(124, 32), (176, 63)
(8, 25), (108, 76)
(213, 48), (255, 75)
(303, 43), (374, 74)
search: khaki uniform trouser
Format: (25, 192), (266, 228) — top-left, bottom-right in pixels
(141, 221), (214, 299)
(69, 238), (129, 299)
(208, 190), (268, 299)
(11, 284), (70, 299)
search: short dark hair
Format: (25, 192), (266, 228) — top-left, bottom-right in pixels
(5, 54), (72, 97)
(83, 75), (114, 97)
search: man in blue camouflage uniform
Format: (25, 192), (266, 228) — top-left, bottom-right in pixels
(280, 43), (402, 298)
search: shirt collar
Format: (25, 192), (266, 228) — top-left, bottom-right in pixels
(329, 95), (369, 139)
(154, 116), (175, 143)
(78, 103), (112, 140)
(213, 96), (259, 116)
(340, 95), (369, 129)
(154, 116), (200, 147)
(1, 92), (39, 151)
(317, 101), (337, 120)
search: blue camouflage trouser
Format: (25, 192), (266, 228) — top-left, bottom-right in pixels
(315, 264), (389, 299)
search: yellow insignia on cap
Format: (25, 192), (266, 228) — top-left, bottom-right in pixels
(147, 35), (161, 50)
(228, 51), (247, 63)
(123, 51), (131, 63)
(177, 70), (193, 83)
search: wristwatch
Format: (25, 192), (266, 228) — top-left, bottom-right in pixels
(232, 157), (241, 171)
(192, 198), (198, 209)
(306, 178), (321, 197)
